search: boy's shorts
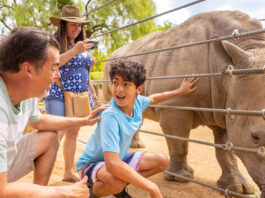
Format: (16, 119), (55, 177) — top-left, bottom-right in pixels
(79, 151), (145, 185)
(7, 132), (38, 182)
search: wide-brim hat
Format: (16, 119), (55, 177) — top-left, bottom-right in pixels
(50, 5), (90, 26)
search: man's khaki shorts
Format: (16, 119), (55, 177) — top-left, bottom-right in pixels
(7, 132), (38, 182)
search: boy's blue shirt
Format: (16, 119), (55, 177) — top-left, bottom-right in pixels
(76, 95), (150, 170)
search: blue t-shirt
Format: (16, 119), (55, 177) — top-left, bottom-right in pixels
(76, 95), (150, 170)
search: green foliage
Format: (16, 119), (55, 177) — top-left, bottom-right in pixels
(0, 0), (173, 72)
(85, 0), (159, 55)
(90, 71), (103, 80)
(0, 0), (80, 33)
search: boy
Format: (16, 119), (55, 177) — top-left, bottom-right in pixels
(77, 60), (198, 198)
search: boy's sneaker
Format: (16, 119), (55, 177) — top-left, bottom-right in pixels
(89, 187), (99, 198)
(113, 187), (132, 198)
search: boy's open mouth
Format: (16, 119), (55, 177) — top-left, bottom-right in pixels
(116, 95), (125, 101)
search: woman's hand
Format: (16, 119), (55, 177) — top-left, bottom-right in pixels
(91, 93), (98, 107)
(74, 40), (95, 54)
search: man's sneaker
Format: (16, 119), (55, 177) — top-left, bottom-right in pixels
(113, 187), (132, 198)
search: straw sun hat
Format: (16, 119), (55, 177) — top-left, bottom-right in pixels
(50, 5), (90, 26)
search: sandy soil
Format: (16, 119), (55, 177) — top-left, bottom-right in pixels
(19, 118), (260, 198)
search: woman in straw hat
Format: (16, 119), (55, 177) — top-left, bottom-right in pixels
(44, 5), (98, 183)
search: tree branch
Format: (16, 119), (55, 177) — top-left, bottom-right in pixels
(0, 3), (14, 10)
(92, 23), (108, 32)
(0, 19), (12, 31)
(85, 0), (92, 12)
(85, 22), (109, 38)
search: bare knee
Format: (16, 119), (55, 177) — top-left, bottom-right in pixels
(35, 131), (60, 160)
(157, 153), (169, 172)
(45, 132), (60, 153)
(65, 128), (79, 140)
(105, 176), (126, 194)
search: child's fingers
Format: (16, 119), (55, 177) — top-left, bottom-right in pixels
(187, 77), (199, 84)
(191, 86), (197, 92)
(80, 176), (88, 184)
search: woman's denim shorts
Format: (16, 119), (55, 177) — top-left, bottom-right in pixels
(44, 99), (65, 116)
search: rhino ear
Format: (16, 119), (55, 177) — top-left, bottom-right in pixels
(221, 40), (252, 66)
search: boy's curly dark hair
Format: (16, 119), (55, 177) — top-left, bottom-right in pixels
(109, 59), (146, 88)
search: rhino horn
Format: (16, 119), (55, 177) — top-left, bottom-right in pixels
(222, 40), (252, 66)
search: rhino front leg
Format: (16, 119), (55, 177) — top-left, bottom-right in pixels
(211, 126), (255, 194)
(130, 131), (145, 148)
(159, 110), (194, 182)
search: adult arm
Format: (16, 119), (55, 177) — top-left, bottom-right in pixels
(149, 77), (199, 105)
(29, 105), (108, 131)
(0, 172), (90, 198)
(88, 69), (97, 107)
(104, 152), (162, 198)
(59, 40), (95, 67)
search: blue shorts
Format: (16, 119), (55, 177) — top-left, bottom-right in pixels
(79, 151), (145, 185)
(44, 99), (65, 116)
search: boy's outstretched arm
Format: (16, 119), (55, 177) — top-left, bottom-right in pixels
(148, 77), (198, 105)
(104, 152), (162, 198)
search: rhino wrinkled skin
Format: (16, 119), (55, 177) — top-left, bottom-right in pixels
(103, 11), (265, 196)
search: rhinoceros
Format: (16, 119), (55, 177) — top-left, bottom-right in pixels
(103, 11), (265, 196)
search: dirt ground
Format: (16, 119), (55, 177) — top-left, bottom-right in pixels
(19, 118), (260, 198)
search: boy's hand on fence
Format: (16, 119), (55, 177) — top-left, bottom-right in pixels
(178, 77), (199, 95)
(84, 104), (109, 125)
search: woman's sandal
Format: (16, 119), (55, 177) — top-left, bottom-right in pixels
(62, 173), (81, 183)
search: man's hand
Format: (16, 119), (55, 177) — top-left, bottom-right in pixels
(83, 104), (109, 125)
(178, 77), (199, 96)
(60, 176), (90, 198)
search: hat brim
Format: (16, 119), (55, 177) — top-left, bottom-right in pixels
(50, 16), (90, 26)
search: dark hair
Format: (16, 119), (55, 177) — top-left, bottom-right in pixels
(109, 59), (146, 88)
(0, 26), (60, 73)
(55, 20), (85, 53)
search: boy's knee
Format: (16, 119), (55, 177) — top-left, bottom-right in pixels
(158, 153), (169, 172)
(105, 176), (127, 194)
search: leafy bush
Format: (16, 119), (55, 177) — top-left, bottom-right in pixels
(90, 71), (103, 80)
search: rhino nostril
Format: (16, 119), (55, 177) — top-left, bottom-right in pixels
(251, 132), (260, 143)
(252, 134), (259, 141)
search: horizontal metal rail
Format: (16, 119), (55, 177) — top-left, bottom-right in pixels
(139, 129), (264, 157)
(148, 105), (265, 119)
(95, 28), (265, 63)
(90, 0), (205, 39)
(92, 66), (265, 83)
(97, 100), (265, 121)
(164, 170), (258, 198)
